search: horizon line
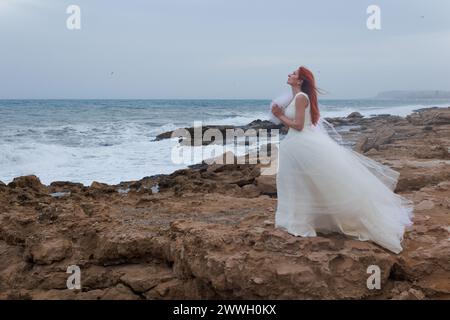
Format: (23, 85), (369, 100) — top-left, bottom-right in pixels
(3, 96), (448, 101)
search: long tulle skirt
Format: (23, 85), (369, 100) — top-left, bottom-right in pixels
(275, 126), (414, 254)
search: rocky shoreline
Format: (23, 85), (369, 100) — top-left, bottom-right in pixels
(0, 106), (449, 299)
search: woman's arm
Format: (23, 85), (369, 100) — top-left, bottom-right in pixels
(276, 113), (299, 130)
(274, 94), (308, 131)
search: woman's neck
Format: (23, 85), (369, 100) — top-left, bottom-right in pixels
(291, 88), (302, 96)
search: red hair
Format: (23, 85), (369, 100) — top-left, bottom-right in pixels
(298, 66), (320, 126)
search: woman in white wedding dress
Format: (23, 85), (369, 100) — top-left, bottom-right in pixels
(271, 66), (414, 254)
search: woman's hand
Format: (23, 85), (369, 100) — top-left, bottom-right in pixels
(271, 103), (284, 118)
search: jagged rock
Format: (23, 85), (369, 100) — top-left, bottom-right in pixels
(354, 136), (369, 153)
(391, 288), (426, 300)
(407, 107), (450, 125)
(100, 284), (140, 300)
(49, 181), (85, 194)
(153, 120), (285, 145)
(255, 175), (277, 196)
(90, 181), (116, 193)
(7, 175), (47, 193)
(413, 144), (450, 159)
(1, 106), (450, 300)
(355, 127), (396, 153)
(119, 265), (175, 293)
(27, 239), (72, 265)
(347, 112), (364, 118)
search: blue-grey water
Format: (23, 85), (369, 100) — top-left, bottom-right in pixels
(1, 98), (449, 185)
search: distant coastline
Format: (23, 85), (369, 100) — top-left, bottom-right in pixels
(375, 90), (450, 99)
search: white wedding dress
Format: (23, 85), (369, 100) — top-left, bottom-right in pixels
(275, 92), (414, 253)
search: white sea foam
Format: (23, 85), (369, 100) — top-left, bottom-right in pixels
(0, 99), (448, 185)
(0, 139), (187, 185)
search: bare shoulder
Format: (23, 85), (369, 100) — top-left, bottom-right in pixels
(295, 93), (308, 108)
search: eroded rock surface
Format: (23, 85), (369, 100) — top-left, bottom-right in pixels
(0, 107), (449, 300)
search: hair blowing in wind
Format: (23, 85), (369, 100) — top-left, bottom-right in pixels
(298, 66), (320, 126)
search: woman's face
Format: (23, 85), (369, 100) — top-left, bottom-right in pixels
(287, 69), (301, 87)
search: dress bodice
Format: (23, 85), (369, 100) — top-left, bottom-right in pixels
(284, 92), (313, 130)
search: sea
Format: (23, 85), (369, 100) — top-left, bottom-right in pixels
(1, 98), (449, 185)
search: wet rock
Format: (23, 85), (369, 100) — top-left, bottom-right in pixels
(347, 112), (364, 118)
(153, 120), (285, 145)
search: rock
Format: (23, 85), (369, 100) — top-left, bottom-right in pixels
(49, 181), (85, 194)
(407, 107), (450, 125)
(347, 112), (364, 119)
(119, 265), (175, 293)
(101, 284), (140, 300)
(354, 136), (369, 153)
(255, 175), (277, 196)
(39, 272), (71, 290)
(7, 175), (47, 193)
(436, 181), (450, 191)
(85, 181), (117, 198)
(252, 277), (264, 284)
(29, 290), (78, 300)
(372, 127), (396, 150)
(354, 127), (396, 153)
(204, 151), (238, 165)
(240, 184), (261, 198)
(90, 181), (116, 192)
(78, 266), (121, 290)
(143, 279), (191, 299)
(415, 200), (435, 211)
(392, 288), (426, 300)
(365, 148), (380, 155)
(27, 239), (72, 265)
(1, 106), (450, 300)
(153, 120), (285, 144)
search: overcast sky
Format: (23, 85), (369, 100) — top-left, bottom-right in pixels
(1, 0), (449, 99)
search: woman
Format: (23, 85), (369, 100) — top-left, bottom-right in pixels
(271, 66), (414, 254)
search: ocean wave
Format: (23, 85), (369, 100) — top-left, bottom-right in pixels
(1, 99), (449, 185)
(0, 139), (190, 186)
